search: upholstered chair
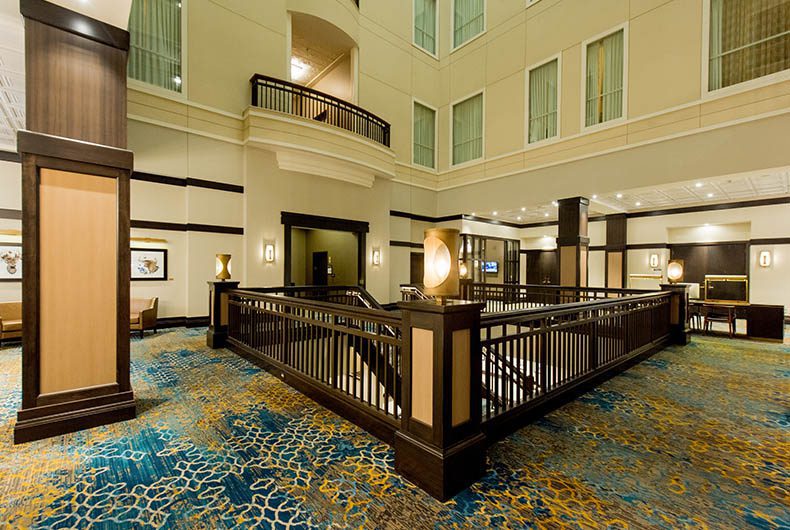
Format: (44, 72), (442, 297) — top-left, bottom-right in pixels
(0, 301), (22, 346)
(130, 297), (159, 339)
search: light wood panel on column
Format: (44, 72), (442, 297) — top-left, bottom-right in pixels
(451, 329), (470, 427)
(560, 246), (577, 286)
(607, 252), (623, 289)
(39, 169), (117, 394)
(411, 327), (433, 427)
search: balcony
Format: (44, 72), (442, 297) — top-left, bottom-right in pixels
(244, 74), (394, 188)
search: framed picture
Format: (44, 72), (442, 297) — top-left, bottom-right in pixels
(131, 248), (167, 281)
(0, 243), (22, 282)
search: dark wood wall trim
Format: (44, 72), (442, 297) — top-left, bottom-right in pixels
(17, 131), (133, 169)
(20, 0), (130, 50)
(627, 243), (670, 250)
(626, 197), (790, 218)
(750, 237), (790, 246)
(185, 177), (244, 194)
(390, 240), (423, 249)
(0, 208), (22, 220)
(131, 171), (185, 187)
(130, 220), (244, 235)
(0, 150), (20, 163)
(130, 171), (245, 194)
(157, 315), (210, 329)
(282, 211), (370, 233)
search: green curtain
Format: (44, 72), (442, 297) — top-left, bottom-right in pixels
(529, 59), (558, 143)
(709, 0), (790, 91)
(413, 103), (436, 168)
(585, 30), (624, 126)
(453, 93), (483, 165)
(454, 0), (484, 48)
(415, 0), (437, 54)
(128, 0), (182, 92)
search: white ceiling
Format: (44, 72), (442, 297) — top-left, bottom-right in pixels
(480, 168), (790, 224)
(291, 12), (354, 85)
(0, 6), (24, 152)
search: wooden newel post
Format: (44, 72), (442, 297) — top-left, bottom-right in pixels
(395, 299), (487, 501)
(660, 284), (690, 345)
(207, 281), (240, 348)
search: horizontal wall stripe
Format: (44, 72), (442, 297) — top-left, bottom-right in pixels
(131, 220), (244, 235)
(749, 237), (790, 246)
(131, 171), (185, 187)
(157, 316), (210, 329)
(0, 208), (22, 220)
(0, 150), (20, 163)
(627, 243), (670, 250)
(185, 177), (244, 194)
(130, 171), (244, 194)
(390, 240), (423, 249)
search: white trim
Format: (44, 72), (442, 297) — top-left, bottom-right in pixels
(701, 0), (790, 99)
(450, 0), (486, 53)
(411, 97), (439, 170)
(286, 12), (293, 82)
(128, 84), (244, 120)
(127, 113), (244, 145)
(449, 88), (486, 168)
(525, 52), (562, 148)
(391, 177), (440, 191)
(579, 22), (629, 133)
(412, 0), (439, 59)
(351, 46), (360, 104)
(525, 0), (542, 8)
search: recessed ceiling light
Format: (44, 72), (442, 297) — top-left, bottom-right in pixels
(471, 212), (476, 216)
(635, 201), (641, 206)
(521, 207), (526, 211)
(552, 201), (558, 207)
(704, 223), (710, 227)
(492, 211), (498, 216)
(707, 193), (714, 198)
(517, 216), (522, 221)
(592, 194), (597, 199)
(616, 193), (623, 199)
(695, 182), (703, 188)
(544, 213), (549, 217)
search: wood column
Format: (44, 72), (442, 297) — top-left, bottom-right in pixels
(556, 197), (590, 288)
(660, 284), (691, 345)
(395, 300), (486, 501)
(207, 281), (240, 348)
(14, 0), (135, 443)
(605, 214), (627, 289)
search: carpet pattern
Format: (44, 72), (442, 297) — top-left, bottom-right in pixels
(0, 329), (787, 529)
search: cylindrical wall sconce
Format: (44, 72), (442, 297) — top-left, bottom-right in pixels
(216, 254), (232, 280)
(264, 243), (275, 263)
(372, 247), (381, 267)
(758, 250), (772, 268)
(667, 259), (684, 284)
(649, 253), (659, 268)
(423, 228), (460, 302)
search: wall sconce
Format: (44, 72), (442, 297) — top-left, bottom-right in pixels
(459, 260), (469, 278)
(667, 259), (684, 284)
(423, 228), (460, 303)
(327, 256), (335, 278)
(649, 253), (659, 268)
(216, 254), (232, 280)
(264, 242), (275, 263)
(372, 247), (381, 267)
(759, 250), (772, 268)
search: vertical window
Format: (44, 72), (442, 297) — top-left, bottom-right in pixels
(452, 93), (483, 165)
(413, 102), (436, 168)
(709, 0), (790, 91)
(585, 30), (624, 127)
(128, 0), (183, 93)
(414, 0), (437, 55)
(453, 0), (485, 49)
(528, 59), (559, 143)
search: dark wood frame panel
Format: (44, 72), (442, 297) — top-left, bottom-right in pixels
(281, 212), (369, 288)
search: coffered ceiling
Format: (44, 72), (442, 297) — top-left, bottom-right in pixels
(0, 6), (24, 153)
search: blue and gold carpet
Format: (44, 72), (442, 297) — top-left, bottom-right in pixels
(0, 329), (787, 528)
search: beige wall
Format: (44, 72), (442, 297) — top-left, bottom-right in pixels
(0, 161), (22, 303)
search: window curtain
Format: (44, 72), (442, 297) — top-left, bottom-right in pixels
(454, 0), (484, 48)
(128, 0), (182, 92)
(453, 93), (483, 165)
(415, 0), (437, 55)
(709, 0), (790, 91)
(413, 103), (436, 168)
(529, 60), (558, 143)
(585, 30), (624, 126)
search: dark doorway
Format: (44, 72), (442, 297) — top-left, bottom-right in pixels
(409, 252), (423, 284)
(526, 250), (558, 285)
(312, 251), (329, 285)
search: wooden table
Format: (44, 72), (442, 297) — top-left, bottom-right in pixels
(689, 300), (785, 341)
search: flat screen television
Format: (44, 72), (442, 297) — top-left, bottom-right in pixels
(484, 261), (499, 273)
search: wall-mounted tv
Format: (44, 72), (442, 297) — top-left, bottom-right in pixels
(484, 261), (499, 273)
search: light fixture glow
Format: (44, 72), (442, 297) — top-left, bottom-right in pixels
(649, 253), (659, 268)
(759, 250), (772, 267)
(635, 201), (642, 207)
(667, 260), (684, 283)
(544, 212), (549, 217)
(695, 182), (703, 188)
(372, 247), (381, 266)
(616, 193), (623, 199)
(517, 216), (522, 221)
(423, 228), (460, 301)
(707, 193), (714, 198)
(552, 201), (558, 207)
(215, 254), (232, 280)
(521, 207), (526, 211)
(264, 243), (275, 263)
(290, 57), (309, 80)
(592, 194), (597, 199)
(492, 211), (498, 216)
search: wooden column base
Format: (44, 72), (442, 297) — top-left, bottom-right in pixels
(394, 430), (487, 501)
(206, 327), (228, 349)
(14, 391), (136, 444)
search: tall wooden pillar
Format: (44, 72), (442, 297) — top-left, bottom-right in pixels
(395, 300), (486, 501)
(556, 197), (590, 287)
(14, 0), (135, 443)
(605, 214), (627, 289)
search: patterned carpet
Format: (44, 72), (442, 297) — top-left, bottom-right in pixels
(0, 329), (787, 529)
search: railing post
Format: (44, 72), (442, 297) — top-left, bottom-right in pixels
(589, 312), (599, 370)
(395, 299), (486, 501)
(539, 318), (548, 394)
(207, 280), (240, 348)
(660, 284), (690, 345)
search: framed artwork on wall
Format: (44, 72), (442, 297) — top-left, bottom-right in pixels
(131, 248), (167, 281)
(0, 243), (22, 282)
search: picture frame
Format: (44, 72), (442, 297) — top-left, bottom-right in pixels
(131, 248), (168, 281)
(0, 243), (22, 282)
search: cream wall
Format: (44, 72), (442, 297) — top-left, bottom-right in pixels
(0, 160), (21, 303)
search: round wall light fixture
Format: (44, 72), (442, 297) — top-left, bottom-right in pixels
(667, 259), (684, 284)
(423, 228), (460, 302)
(216, 254), (232, 280)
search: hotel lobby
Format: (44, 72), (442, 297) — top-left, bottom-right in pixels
(0, 0), (788, 527)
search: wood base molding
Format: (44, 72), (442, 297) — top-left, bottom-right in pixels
(394, 430), (487, 501)
(14, 391), (136, 444)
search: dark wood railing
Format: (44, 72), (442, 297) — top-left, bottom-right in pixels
(226, 289), (402, 440)
(243, 285), (386, 310)
(250, 74), (391, 147)
(478, 292), (671, 430)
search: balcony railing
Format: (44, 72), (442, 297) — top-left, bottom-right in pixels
(250, 74), (391, 147)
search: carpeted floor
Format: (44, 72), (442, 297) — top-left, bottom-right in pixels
(0, 329), (787, 529)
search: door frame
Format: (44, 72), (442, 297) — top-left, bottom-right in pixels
(282, 211), (369, 287)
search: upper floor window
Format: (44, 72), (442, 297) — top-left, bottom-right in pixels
(528, 59), (559, 143)
(708, 0), (789, 91)
(585, 29), (624, 127)
(413, 102), (436, 168)
(452, 92), (483, 165)
(414, 0), (437, 55)
(128, 0), (183, 93)
(453, 0), (485, 49)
